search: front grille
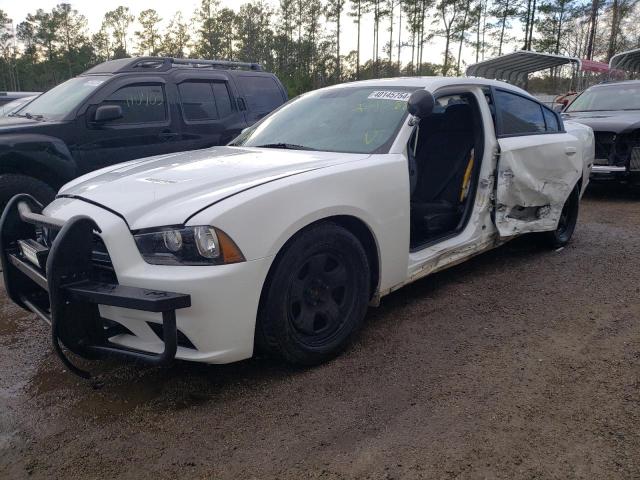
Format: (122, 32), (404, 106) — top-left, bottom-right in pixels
(40, 228), (117, 283)
(631, 147), (640, 171)
(91, 235), (117, 283)
(594, 131), (616, 165)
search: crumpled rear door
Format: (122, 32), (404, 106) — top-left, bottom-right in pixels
(494, 133), (583, 237)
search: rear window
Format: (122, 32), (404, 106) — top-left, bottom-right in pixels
(542, 107), (560, 132)
(236, 75), (284, 115)
(495, 90), (545, 135)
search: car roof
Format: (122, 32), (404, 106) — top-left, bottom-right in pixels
(321, 76), (532, 98)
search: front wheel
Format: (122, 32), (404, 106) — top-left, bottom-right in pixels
(539, 184), (580, 248)
(256, 223), (370, 365)
(0, 174), (56, 213)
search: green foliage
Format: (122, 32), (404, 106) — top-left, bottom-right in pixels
(6, 0), (640, 97)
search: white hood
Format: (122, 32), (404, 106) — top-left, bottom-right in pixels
(59, 146), (370, 229)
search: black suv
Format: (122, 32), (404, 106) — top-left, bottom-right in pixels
(0, 57), (288, 207)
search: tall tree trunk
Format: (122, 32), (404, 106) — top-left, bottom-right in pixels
(356, 2), (361, 79)
(337, 4), (341, 80)
(586, 0), (599, 60)
(523, 0), (532, 49)
(443, 29), (451, 74)
(389, 0), (394, 63)
(397, 0), (402, 72)
(527, 0), (536, 50)
(457, 0), (471, 74)
(555, 5), (565, 55)
(476, 0), (481, 62)
(607, 0), (619, 60)
(498, 4), (508, 55)
(418, 0), (426, 74)
(411, 1), (417, 73)
(481, 1), (487, 59)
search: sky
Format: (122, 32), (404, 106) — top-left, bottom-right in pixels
(0, 0), (468, 67)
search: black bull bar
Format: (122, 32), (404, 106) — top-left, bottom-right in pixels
(0, 194), (191, 378)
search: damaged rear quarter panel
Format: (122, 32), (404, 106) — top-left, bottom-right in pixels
(495, 132), (587, 236)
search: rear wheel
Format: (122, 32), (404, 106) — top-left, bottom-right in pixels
(539, 184), (580, 248)
(257, 223), (370, 365)
(0, 174), (55, 212)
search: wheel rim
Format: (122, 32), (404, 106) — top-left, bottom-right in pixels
(287, 251), (354, 346)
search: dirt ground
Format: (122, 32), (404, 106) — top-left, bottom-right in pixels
(1, 183), (640, 479)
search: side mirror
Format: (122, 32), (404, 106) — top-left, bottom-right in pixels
(94, 105), (123, 123)
(407, 90), (435, 120)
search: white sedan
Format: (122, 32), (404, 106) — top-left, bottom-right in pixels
(0, 77), (594, 377)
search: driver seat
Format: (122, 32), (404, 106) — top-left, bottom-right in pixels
(410, 103), (475, 239)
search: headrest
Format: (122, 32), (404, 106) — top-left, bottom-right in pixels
(441, 103), (473, 131)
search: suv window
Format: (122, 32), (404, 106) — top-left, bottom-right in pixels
(496, 90), (545, 135)
(236, 75), (283, 115)
(178, 81), (234, 122)
(102, 84), (166, 124)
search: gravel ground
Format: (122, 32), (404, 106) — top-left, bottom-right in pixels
(1, 183), (640, 479)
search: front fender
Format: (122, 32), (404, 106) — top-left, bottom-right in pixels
(187, 154), (411, 294)
(0, 133), (77, 185)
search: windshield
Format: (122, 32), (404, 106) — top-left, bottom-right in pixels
(17, 75), (110, 120)
(566, 83), (640, 112)
(0, 96), (36, 117)
(233, 86), (418, 154)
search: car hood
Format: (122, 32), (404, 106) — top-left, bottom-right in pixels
(562, 110), (640, 133)
(0, 116), (62, 132)
(59, 146), (370, 229)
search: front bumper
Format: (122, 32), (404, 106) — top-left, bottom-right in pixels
(0, 195), (192, 377)
(590, 165), (640, 181)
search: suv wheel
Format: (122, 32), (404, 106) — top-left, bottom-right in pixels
(0, 174), (56, 211)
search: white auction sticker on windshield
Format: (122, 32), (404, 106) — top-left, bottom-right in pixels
(84, 80), (104, 87)
(368, 91), (411, 101)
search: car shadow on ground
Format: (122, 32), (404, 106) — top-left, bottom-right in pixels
(21, 231), (554, 418)
(584, 181), (640, 201)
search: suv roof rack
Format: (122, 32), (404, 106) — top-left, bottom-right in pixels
(83, 57), (263, 75)
(124, 57), (262, 72)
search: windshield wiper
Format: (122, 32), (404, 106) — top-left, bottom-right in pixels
(9, 112), (44, 121)
(24, 112), (45, 121)
(254, 143), (314, 151)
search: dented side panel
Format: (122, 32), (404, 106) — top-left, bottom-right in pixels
(495, 132), (584, 237)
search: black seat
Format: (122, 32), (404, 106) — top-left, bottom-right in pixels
(410, 103), (475, 240)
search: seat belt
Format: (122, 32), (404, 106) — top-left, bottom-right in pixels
(459, 148), (475, 202)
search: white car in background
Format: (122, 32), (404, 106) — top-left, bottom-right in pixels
(0, 77), (594, 377)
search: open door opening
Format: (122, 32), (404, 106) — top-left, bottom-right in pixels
(409, 92), (485, 250)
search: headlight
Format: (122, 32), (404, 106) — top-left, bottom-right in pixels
(133, 226), (245, 265)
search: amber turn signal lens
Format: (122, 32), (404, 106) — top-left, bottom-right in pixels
(217, 228), (245, 264)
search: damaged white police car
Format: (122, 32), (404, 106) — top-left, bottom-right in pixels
(1, 78), (594, 377)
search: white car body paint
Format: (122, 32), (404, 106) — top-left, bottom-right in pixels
(42, 77), (594, 364)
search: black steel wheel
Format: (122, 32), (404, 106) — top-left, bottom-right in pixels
(257, 222), (370, 365)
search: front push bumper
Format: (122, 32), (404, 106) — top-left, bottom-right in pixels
(0, 194), (191, 378)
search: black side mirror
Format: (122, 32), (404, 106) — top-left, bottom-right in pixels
(407, 90), (435, 119)
(94, 105), (123, 123)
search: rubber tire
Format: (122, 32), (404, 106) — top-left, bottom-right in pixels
(538, 184), (580, 248)
(256, 223), (370, 366)
(0, 174), (56, 212)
